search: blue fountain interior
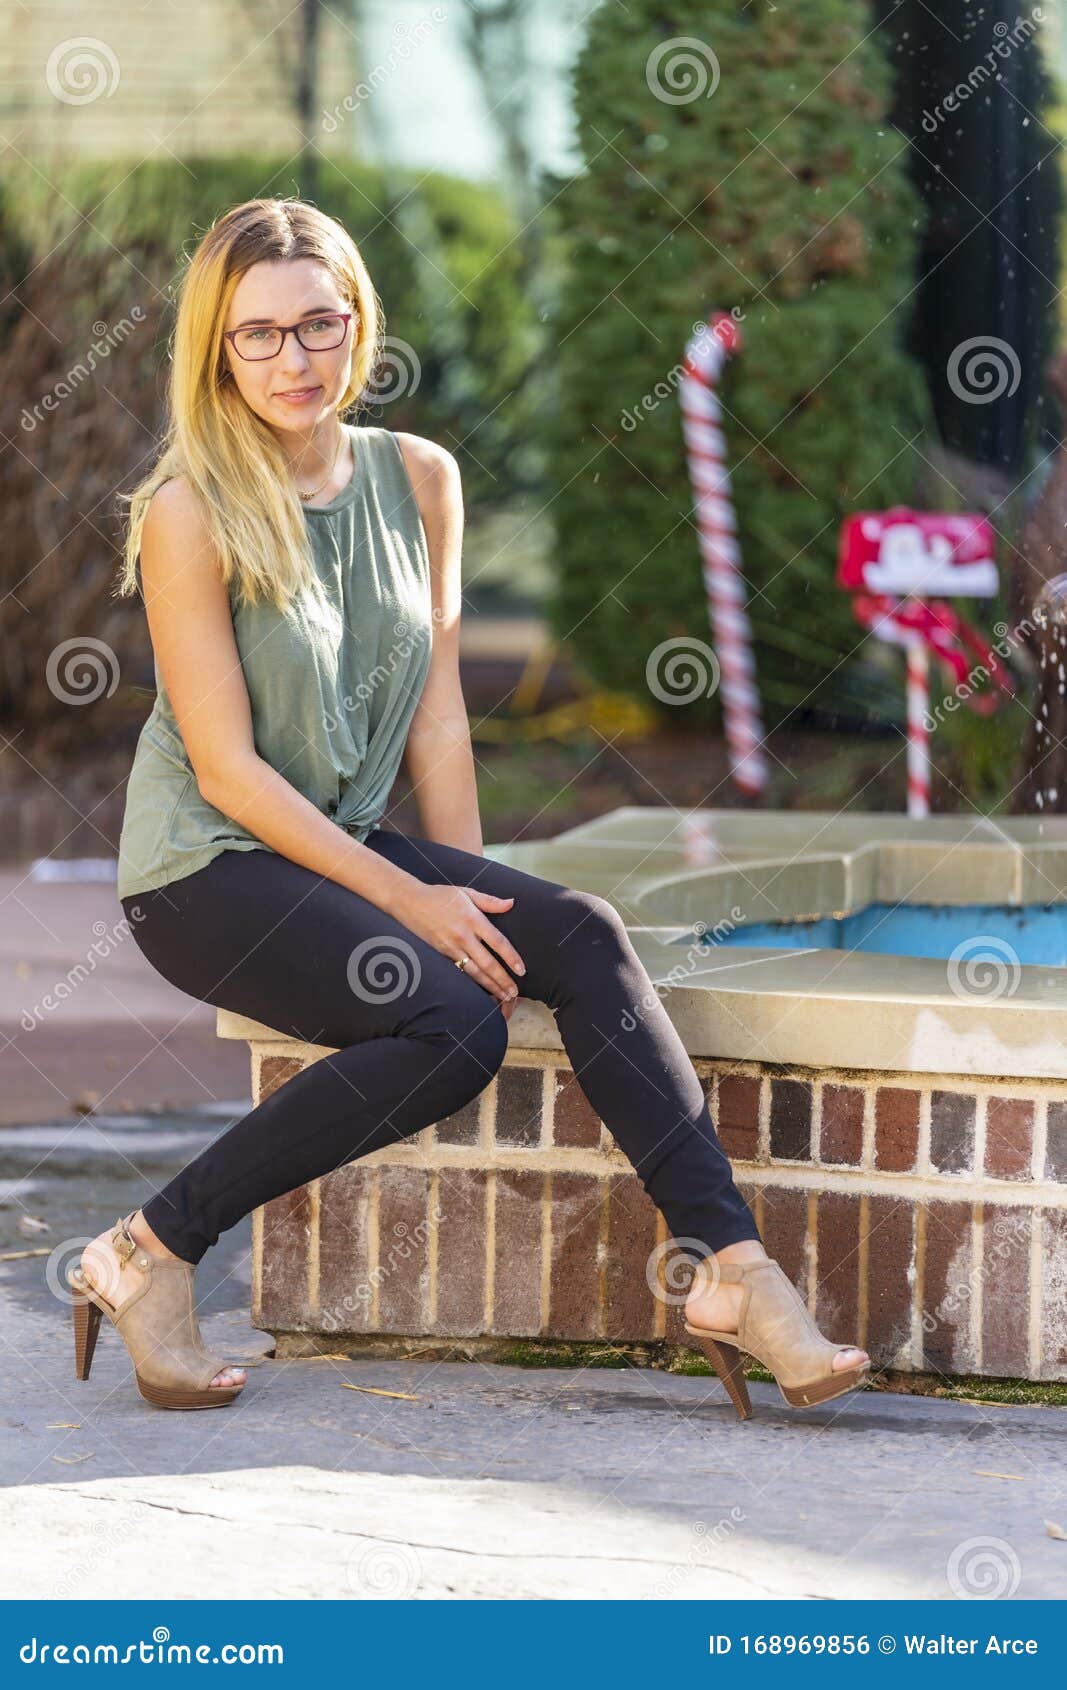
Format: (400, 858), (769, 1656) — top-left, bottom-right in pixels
(700, 901), (1067, 966)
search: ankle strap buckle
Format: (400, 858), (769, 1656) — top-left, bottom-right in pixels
(111, 1216), (137, 1267)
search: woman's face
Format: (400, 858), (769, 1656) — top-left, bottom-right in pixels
(221, 257), (356, 431)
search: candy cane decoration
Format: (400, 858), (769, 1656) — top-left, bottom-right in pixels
(680, 313), (769, 796)
(850, 590), (1016, 817)
(906, 638), (931, 817)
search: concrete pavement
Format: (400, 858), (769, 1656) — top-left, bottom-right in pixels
(2, 861), (1066, 1600)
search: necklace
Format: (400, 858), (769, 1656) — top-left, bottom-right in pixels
(296, 432), (345, 504)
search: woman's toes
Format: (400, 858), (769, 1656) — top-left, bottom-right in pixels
(211, 1366), (246, 1388)
(832, 1346), (869, 1371)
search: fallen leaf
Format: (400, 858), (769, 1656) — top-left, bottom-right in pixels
(52, 1453), (94, 1465)
(973, 1469), (1025, 1481)
(339, 1382), (420, 1401)
(1045, 1520), (1067, 1540)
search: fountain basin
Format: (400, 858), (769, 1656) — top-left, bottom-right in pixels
(219, 808), (1067, 1385)
(700, 900), (1067, 965)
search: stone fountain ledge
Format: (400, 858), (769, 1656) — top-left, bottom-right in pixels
(217, 808), (1067, 1384)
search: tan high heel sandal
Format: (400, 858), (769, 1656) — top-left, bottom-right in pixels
(68, 1213), (244, 1410)
(683, 1258), (871, 1420)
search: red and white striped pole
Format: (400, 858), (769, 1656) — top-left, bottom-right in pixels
(905, 634), (931, 817)
(680, 313), (769, 797)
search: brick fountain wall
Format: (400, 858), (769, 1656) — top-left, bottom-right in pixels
(244, 1036), (1067, 1385)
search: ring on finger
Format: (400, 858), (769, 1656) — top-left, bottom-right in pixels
(455, 953), (471, 972)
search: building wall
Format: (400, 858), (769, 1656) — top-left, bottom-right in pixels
(1, 0), (360, 158)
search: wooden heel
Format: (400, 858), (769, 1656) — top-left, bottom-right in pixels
(72, 1289), (103, 1380)
(684, 1327), (753, 1420)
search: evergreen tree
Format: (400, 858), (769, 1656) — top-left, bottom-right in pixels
(543, 0), (932, 725)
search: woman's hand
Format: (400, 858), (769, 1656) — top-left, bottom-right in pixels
(392, 882), (525, 1007)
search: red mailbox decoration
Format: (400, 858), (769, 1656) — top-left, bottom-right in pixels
(836, 508), (1014, 816)
(837, 508), (998, 598)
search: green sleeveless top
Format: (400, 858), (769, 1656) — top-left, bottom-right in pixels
(116, 424), (433, 902)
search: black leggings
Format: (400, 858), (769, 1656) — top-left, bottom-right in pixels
(119, 828), (761, 1267)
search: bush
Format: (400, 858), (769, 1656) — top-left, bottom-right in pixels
(541, 0), (934, 727)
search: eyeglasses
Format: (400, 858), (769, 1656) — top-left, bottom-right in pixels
(223, 311), (354, 362)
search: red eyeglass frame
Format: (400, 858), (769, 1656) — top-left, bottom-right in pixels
(222, 311), (354, 360)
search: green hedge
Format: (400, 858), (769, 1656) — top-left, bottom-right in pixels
(541, 0), (935, 726)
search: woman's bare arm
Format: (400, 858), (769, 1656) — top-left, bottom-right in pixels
(395, 433), (483, 854)
(136, 470), (525, 1003)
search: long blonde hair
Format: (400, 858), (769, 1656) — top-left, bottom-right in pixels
(115, 196), (383, 613)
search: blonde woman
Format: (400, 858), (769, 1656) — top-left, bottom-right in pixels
(70, 197), (870, 1415)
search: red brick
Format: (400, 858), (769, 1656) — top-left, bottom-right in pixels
(603, 1174), (662, 1341)
(546, 1171), (602, 1339)
(984, 1097), (1033, 1182)
(981, 1204), (1031, 1376)
(1045, 1101), (1067, 1181)
(769, 1078), (812, 1161)
(815, 1191), (861, 1343)
(864, 1195), (914, 1365)
(820, 1085), (864, 1166)
(495, 1064), (543, 1148)
(760, 1184), (809, 1293)
(259, 1183), (312, 1329)
(491, 1168), (543, 1336)
(552, 1067), (601, 1148)
(930, 1090), (976, 1175)
(715, 1073), (761, 1161)
(922, 1200), (975, 1375)
(258, 1054), (303, 1101)
(376, 1165), (430, 1333)
(875, 1088), (920, 1172)
(435, 1095), (481, 1146)
(1040, 1208), (1067, 1378)
(434, 1167), (488, 1335)
(318, 1164), (375, 1334)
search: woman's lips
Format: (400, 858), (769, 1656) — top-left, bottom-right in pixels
(276, 386), (321, 404)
